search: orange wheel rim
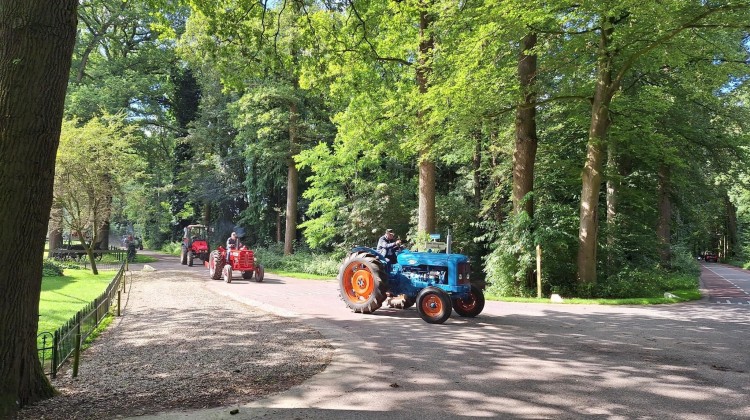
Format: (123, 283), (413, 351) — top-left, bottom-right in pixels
(421, 295), (443, 317)
(344, 262), (374, 302)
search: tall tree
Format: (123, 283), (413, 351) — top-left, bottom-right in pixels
(54, 117), (140, 274)
(574, 2), (749, 284)
(0, 1), (78, 415)
(180, 1), (323, 254)
(416, 0), (436, 235)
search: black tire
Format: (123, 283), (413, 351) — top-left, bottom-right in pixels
(209, 250), (224, 280)
(223, 265), (233, 283)
(242, 270), (253, 280)
(337, 252), (388, 314)
(187, 252), (194, 267)
(180, 248), (187, 265)
(254, 264), (264, 282)
(416, 287), (453, 324)
(453, 285), (485, 317)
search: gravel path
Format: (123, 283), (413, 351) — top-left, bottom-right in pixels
(17, 269), (333, 419)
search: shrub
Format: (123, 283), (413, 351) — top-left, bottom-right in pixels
(160, 242), (183, 256)
(670, 245), (700, 276)
(42, 260), (64, 277)
(252, 246), (342, 277)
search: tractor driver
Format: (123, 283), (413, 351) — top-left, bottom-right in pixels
(226, 232), (241, 262)
(377, 228), (401, 264)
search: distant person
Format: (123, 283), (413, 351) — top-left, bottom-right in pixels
(126, 235), (136, 262)
(377, 228), (401, 264)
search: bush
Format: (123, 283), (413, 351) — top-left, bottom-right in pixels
(252, 246), (343, 277)
(586, 267), (698, 299)
(42, 260), (64, 277)
(160, 242), (183, 256)
(670, 245), (700, 276)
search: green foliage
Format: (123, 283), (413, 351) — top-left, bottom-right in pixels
(669, 246), (701, 277)
(49, 0), (750, 300)
(483, 212), (536, 297)
(42, 260), (64, 277)
(160, 242), (184, 256)
(253, 245), (343, 277)
(583, 269), (698, 300)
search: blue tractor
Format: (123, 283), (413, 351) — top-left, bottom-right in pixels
(337, 239), (485, 324)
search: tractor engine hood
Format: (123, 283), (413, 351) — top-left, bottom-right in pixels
(396, 250), (468, 267)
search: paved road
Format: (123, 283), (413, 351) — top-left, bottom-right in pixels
(137, 254), (750, 419)
(701, 263), (750, 305)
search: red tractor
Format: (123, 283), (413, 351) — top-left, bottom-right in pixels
(207, 245), (265, 283)
(181, 224), (210, 267)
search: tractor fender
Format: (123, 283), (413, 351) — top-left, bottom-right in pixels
(351, 246), (388, 265)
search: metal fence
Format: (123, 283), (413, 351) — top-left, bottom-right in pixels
(48, 248), (129, 271)
(38, 262), (127, 378)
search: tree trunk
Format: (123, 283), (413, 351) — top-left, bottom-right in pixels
(47, 200), (64, 258)
(605, 144), (619, 273)
(202, 202), (210, 228)
(512, 33), (538, 217)
(284, 101), (299, 256)
(96, 219), (110, 250)
(473, 134), (482, 209)
(576, 24), (616, 286)
(81, 237), (99, 275)
(418, 158), (436, 233)
(277, 210), (283, 244)
(0, 1), (78, 415)
(656, 165), (672, 265)
(95, 193), (112, 250)
(416, 5), (436, 235)
(725, 194), (738, 259)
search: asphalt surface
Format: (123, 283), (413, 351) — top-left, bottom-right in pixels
(131, 255), (750, 419)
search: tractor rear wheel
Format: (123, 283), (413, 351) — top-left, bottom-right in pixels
(242, 270), (253, 280)
(209, 251), (224, 280)
(187, 252), (194, 267)
(416, 287), (452, 324)
(453, 285), (485, 318)
(337, 252), (387, 314)
(180, 248), (187, 265)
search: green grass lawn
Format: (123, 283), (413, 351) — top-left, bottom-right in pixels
(266, 269), (334, 280)
(38, 269), (117, 337)
(486, 288), (702, 305)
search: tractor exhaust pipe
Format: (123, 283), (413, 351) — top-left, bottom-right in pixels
(446, 228), (452, 254)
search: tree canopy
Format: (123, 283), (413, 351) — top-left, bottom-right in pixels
(63, 0), (750, 293)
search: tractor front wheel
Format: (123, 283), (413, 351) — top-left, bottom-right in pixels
(337, 252), (387, 314)
(254, 264), (264, 282)
(209, 251), (224, 280)
(223, 265), (233, 283)
(187, 252), (194, 267)
(416, 287), (452, 324)
(453, 285), (485, 318)
(180, 248), (187, 265)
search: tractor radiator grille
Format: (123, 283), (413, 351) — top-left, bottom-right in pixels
(238, 251), (254, 267)
(457, 262), (471, 285)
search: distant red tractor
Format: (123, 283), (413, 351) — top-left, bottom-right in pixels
(207, 246), (265, 283)
(181, 224), (210, 267)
